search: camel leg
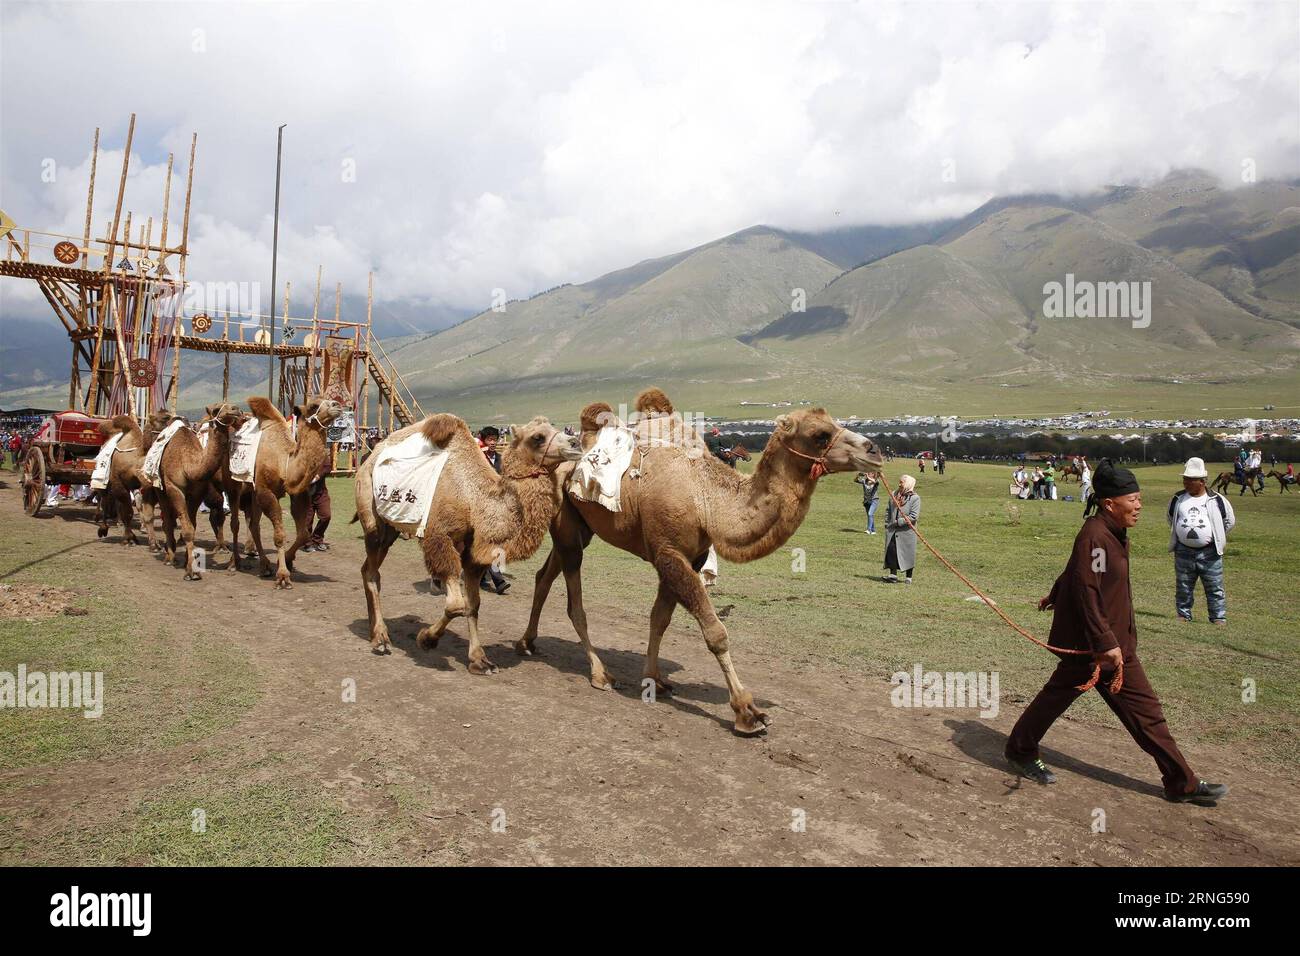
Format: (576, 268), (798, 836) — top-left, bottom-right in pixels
(643, 580), (677, 696)
(159, 494), (179, 566)
(117, 489), (138, 545)
(174, 487), (202, 581)
(463, 570), (497, 675)
(654, 549), (768, 736)
(284, 492), (312, 573)
(417, 533), (464, 649)
(361, 523), (400, 654)
(247, 491), (275, 580)
(519, 548), (562, 655)
(226, 488), (244, 572)
(262, 491), (292, 589)
(139, 490), (160, 551)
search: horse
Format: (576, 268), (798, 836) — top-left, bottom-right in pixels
(1212, 468), (1262, 497)
(719, 442), (752, 468)
(1264, 469), (1295, 494)
(1058, 461), (1083, 483)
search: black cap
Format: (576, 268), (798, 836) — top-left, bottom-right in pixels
(1092, 458), (1140, 499)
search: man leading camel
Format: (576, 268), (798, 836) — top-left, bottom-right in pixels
(1005, 459), (1228, 806)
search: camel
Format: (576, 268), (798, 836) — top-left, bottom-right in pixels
(354, 414), (583, 668)
(95, 408), (174, 547)
(1264, 469), (1295, 493)
(154, 402), (240, 579)
(521, 387), (884, 735)
(238, 395), (344, 588)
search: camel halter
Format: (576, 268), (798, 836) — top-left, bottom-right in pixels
(877, 472), (1123, 696)
(782, 425), (846, 480)
(505, 430), (562, 480)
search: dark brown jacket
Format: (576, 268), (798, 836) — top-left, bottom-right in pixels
(1045, 512), (1135, 655)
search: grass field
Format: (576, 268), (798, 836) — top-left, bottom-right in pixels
(491, 458), (1300, 766)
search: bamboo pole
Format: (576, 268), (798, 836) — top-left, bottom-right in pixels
(103, 114), (134, 275)
(170, 133), (196, 413)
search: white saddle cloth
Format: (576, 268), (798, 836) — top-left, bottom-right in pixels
(90, 431), (133, 490)
(568, 425), (635, 512)
(373, 429), (450, 538)
(141, 419), (187, 489)
(228, 418), (263, 484)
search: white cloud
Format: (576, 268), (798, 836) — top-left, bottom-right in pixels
(1, 0), (1296, 320)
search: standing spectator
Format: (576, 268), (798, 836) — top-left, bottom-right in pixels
(7, 432), (21, 469)
(477, 426), (509, 594)
(917, 454), (925, 473)
(1167, 457), (1234, 625)
(882, 475), (920, 584)
(855, 470), (881, 534)
(1078, 458), (1093, 509)
(1004, 459), (1228, 806)
(302, 458), (332, 552)
(1043, 461), (1057, 500)
(1031, 466), (1045, 499)
(936, 451), (946, 475)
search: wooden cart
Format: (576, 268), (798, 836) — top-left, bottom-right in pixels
(20, 410), (107, 517)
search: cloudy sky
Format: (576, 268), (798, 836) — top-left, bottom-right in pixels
(2, 0), (1297, 327)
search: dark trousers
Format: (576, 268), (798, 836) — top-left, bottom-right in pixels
(305, 480), (331, 544)
(1006, 652), (1197, 798)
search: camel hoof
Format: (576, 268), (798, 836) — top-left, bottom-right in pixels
(732, 694), (769, 736)
(653, 677), (673, 696)
(591, 672), (615, 691)
(275, 578), (292, 590)
(468, 658), (499, 676)
(371, 640), (392, 656)
(514, 638), (539, 657)
(416, 628), (441, 650)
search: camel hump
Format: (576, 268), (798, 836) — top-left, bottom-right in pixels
(419, 413), (466, 448)
(246, 396), (286, 426)
(634, 387), (673, 415)
(580, 402), (615, 435)
(100, 414), (138, 437)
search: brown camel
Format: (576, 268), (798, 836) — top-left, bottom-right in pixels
(521, 387), (884, 735)
(354, 414), (582, 667)
(238, 395), (344, 588)
(95, 408), (174, 547)
(155, 402), (240, 579)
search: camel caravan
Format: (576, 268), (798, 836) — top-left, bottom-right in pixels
(355, 386), (881, 735)
(81, 385), (882, 735)
(92, 394), (343, 587)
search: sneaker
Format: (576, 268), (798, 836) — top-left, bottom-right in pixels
(314, 541), (330, 552)
(904, 577), (913, 585)
(881, 575), (898, 584)
(1008, 756), (1057, 784)
(1167, 781), (1228, 806)
(302, 544), (316, 553)
(495, 581), (511, 596)
(1210, 619), (1226, 626)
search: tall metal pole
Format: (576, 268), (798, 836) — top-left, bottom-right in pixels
(268, 124), (286, 405)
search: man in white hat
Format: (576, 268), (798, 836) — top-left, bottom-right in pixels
(1166, 457), (1235, 624)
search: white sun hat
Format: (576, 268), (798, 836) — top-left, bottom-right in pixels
(1182, 457), (1209, 479)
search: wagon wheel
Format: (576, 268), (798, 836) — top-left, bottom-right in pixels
(21, 448), (45, 517)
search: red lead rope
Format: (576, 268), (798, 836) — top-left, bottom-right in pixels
(878, 472), (1123, 695)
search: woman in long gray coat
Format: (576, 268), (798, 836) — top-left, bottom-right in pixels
(883, 474), (921, 584)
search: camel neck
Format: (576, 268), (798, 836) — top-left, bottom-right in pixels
(285, 424), (328, 493)
(489, 472), (558, 563)
(706, 440), (817, 562)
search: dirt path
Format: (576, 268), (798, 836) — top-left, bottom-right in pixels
(3, 486), (1297, 865)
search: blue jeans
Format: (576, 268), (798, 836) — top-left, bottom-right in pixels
(1174, 543), (1225, 622)
(865, 498), (879, 533)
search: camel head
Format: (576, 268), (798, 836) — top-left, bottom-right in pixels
(203, 402), (242, 428)
(146, 409), (176, 434)
(505, 417), (583, 474)
(294, 396), (345, 430)
(772, 408), (884, 478)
